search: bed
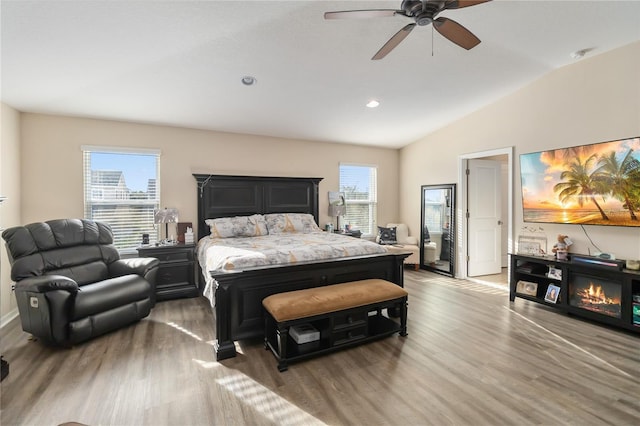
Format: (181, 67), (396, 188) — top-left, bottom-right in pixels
(193, 174), (409, 360)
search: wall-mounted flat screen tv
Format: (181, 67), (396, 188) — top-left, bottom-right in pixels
(520, 136), (640, 227)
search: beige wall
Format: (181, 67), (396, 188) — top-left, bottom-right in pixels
(19, 114), (400, 237)
(1, 103), (22, 325)
(4, 114), (399, 323)
(400, 41), (640, 261)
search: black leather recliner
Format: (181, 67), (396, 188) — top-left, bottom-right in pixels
(2, 219), (159, 346)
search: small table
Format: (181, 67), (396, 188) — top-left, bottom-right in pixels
(137, 243), (198, 301)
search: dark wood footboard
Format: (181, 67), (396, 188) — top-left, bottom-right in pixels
(210, 252), (408, 360)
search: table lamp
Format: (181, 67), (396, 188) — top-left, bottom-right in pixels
(328, 192), (346, 231)
(154, 208), (179, 243)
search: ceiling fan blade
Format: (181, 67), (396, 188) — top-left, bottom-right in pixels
(433, 17), (480, 50)
(444, 0), (491, 10)
(372, 23), (416, 60)
(324, 10), (398, 20)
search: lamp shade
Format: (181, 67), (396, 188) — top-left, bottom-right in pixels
(328, 191), (346, 216)
(154, 208), (179, 224)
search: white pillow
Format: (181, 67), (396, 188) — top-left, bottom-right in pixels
(205, 214), (268, 238)
(264, 213), (321, 234)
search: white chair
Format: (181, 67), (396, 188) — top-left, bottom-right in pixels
(424, 241), (438, 264)
(422, 225), (438, 265)
(381, 223), (421, 270)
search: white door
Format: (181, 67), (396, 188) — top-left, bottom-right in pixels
(467, 159), (502, 276)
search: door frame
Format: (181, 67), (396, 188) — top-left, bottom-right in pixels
(457, 147), (514, 280)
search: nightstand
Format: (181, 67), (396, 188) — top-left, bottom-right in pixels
(137, 243), (198, 301)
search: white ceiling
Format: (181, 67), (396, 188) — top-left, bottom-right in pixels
(2, 1), (640, 149)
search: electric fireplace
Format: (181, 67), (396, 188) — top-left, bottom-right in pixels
(569, 273), (622, 319)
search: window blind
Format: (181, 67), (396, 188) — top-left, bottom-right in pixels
(82, 147), (160, 252)
(339, 164), (377, 236)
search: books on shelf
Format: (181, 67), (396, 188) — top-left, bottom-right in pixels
(517, 262), (551, 276)
(516, 262), (535, 274)
(544, 284), (561, 304)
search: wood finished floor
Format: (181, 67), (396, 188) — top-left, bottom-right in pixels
(1, 269), (639, 426)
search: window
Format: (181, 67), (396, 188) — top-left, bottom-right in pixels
(339, 163), (377, 236)
(83, 146), (160, 252)
(423, 189), (446, 233)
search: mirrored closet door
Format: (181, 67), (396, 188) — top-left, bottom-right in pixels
(420, 184), (456, 277)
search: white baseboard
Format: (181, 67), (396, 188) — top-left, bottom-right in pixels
(0, 309), (18, 328)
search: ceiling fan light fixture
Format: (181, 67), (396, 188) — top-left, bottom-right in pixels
(366, 100), (380, 108)
(241, 76), (257, 86)
(324, 0), (490, 59)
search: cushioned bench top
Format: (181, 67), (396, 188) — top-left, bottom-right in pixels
(262, 279), (408, 322)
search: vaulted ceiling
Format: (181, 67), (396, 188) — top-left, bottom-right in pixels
(2, 1), (639, 148)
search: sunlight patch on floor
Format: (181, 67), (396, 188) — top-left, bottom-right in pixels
(416, 276), (508, 295)
(466, 277), (509, 292)
(166, 321), (214, 345)
(193, 358), (224, 369)
(216, 373), (326, 426)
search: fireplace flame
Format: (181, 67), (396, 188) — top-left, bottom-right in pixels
(579, 282), (619, 305)
(572, 279), (621, 318)
(588, 283), (601, 299)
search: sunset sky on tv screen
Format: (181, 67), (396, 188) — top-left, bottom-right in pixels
(520, 137), (640, 225)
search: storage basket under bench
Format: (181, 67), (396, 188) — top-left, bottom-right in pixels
(262, 278), (408, 371)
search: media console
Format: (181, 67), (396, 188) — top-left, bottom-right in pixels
(510, 253), (640, 333)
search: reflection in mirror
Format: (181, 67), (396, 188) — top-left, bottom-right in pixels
(420, 184), (456, 277)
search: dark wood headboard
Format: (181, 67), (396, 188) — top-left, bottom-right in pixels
(193, 174), (323, 240)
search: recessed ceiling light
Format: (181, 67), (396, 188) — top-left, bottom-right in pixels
(241, 76), (257, 86)
(366, 100), (380, 108)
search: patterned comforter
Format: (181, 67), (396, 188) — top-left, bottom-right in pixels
(197, 231), (389, 301)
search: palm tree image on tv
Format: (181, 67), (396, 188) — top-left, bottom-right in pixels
(553, 154), (610, 221)
(520, 137), (640, 226)
(595, 150), (640, 221)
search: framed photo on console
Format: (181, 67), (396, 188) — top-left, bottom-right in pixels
(516, 280), (538, 296)
(547, 266), (562, 280)
(544, 284), (561, 303)
(517, 235), (547, 256)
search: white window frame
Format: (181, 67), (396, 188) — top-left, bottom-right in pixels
(82, 145), (161, 254)
(339, 163), (378, 237)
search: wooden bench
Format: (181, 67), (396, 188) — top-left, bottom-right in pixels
(263, 279), (408, 371)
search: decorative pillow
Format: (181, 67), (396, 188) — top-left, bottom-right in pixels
(205, 214), (268, 238)
(423, 225), (431, 243)
(377, 226), (397, 245)
(265, 213), (321, 234)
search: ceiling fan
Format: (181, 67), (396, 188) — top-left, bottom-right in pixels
(324, 0), (491, 60)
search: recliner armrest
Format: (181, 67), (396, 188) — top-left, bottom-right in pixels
(110, 258), (160, 278)
(15, 275), (79, 294)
